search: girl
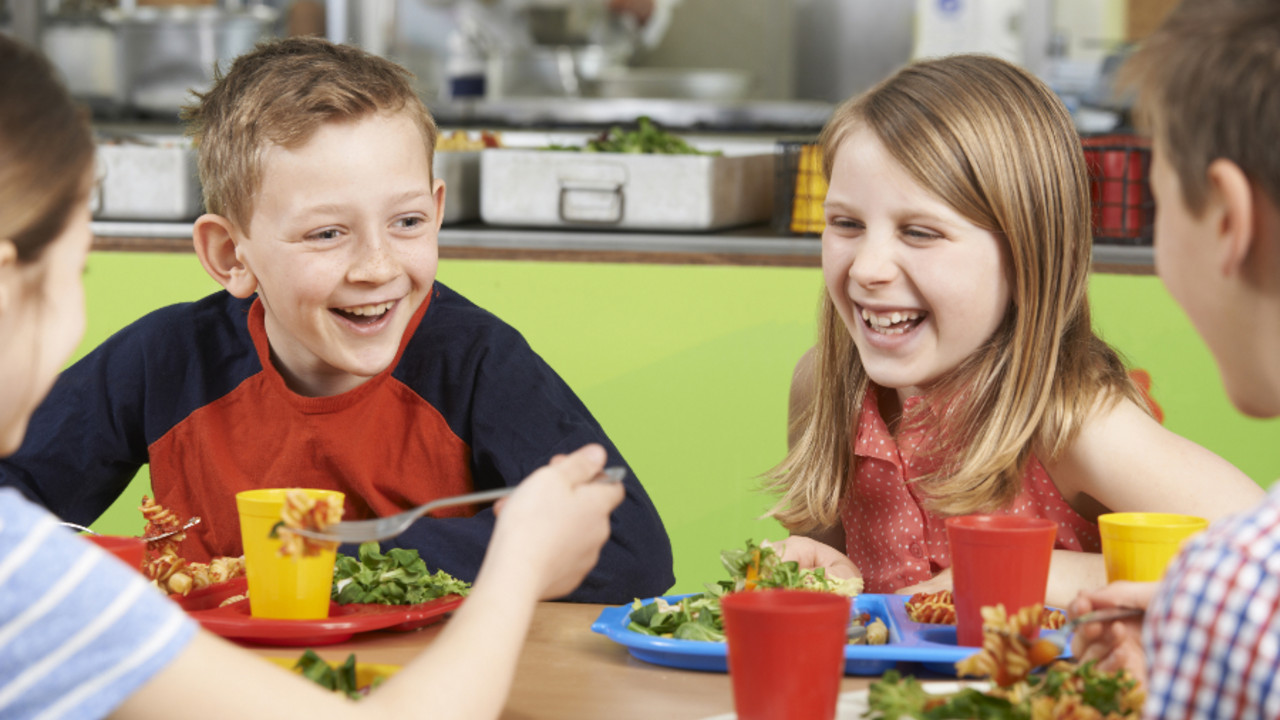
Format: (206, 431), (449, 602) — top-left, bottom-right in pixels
(0, 36), (621, 720)
(766, 54), (1262, 607)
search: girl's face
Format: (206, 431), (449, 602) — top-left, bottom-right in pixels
(0, 193), (92, 455)
(822, 127), (1012, 402)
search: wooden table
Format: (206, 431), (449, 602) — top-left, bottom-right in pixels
(247, 602), (880, 719)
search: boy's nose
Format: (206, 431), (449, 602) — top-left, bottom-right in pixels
(348, 233), (398, 283)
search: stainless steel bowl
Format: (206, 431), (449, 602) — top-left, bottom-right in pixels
(102, 5), (277, 115)
(589, 68), (754, 101)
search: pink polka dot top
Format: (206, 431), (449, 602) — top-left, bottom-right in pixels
(840, 387), (1101, 594)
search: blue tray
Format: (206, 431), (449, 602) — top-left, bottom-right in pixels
(591, 593), (1070, 676)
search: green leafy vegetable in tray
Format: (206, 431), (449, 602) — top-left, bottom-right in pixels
(546, 116), (719, 155)
(332, 542), (470, 605)
(626, 539), (867, 642)
(292, 650), (384, 700)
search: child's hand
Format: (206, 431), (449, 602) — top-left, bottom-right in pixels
(1069, 582), (1153, 686)
(773, 535), (861, 580)
(486, 444), (625, 600)
(897, 568), (952, 596)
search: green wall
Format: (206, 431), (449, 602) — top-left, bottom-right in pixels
(77, 251), (1280, 595)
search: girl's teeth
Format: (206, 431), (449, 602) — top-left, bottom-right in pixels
(860, 308), (923, 334)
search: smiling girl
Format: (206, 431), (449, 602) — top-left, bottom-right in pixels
(766, 54), (1263, 606)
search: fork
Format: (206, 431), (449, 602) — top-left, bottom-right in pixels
(1000, 606), (1146, 664)
(60, 516), (202, 543)
(287, 466), (627, 544)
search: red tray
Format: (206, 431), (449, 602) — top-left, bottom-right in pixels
(171, 577), (464, 646)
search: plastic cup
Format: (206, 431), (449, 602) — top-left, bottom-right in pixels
(236, 488), (344, 620)
(722, 589), (850, 720)
(946, 515), (1057, 647)
(1099, 512), (1208, 583)
(87, 535), (146, 574)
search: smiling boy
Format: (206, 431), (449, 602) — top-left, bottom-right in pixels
(0, 37), (674, 603)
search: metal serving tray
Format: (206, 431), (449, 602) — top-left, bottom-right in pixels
(436, 150), (481, 225)
(479, 149), (774, 231)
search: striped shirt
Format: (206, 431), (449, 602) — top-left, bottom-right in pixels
(0, 489), (196, 719)
(1144, 482), (1280, 719)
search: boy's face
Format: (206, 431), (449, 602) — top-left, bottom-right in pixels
(1150, 145), (1261, 414)
(237, 111), (444, 397)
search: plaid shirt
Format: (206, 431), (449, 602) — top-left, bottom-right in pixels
(1144, 483), (1280, 719)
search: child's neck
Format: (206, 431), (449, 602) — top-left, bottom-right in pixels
(877, 386), (905, 435)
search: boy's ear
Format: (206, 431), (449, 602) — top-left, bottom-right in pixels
(432, 176), (447, 232)
(193, 213), (258, 298)
(0, 239), (16, 317)
(1207, 158), (1255, 279)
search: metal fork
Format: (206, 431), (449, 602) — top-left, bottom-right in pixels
(1038, 606), (1146, 655)
(996, 606), (1145, 663)
(287, 466), (627, 544)
(60, 516), (202, 543)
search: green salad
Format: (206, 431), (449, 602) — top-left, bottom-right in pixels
(865, 664), (1142, 719)
(331, 542), (470, 605)
(546, 116), (719, 155)
(292, 650), (381, 700)
(626, 539), (864, 642)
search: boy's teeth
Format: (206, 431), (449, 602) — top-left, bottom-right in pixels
(342, 301), (394, 317)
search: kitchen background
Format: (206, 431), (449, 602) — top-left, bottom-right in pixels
(3, 0), (1277, 592)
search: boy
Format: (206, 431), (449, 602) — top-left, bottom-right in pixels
(0, 37), (673, 604)
(1069, 1), (1280, 717)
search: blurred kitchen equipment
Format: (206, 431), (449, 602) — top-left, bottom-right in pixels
(480, 148), (774, 232)
(103, 4), (277, 115)
(589, 67), (752, 101)
(435, 150), (482, 225)
(93, 133), (202, 221)
(772, 141), (826, 236)
(1081, 134), (1153, 246)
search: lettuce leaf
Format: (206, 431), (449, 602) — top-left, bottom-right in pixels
(626, 539), (859, 641)
(331, 542), (471, 605)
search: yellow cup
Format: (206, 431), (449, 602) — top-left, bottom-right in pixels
(236, 488), (344, 620)
(1098, 512), (1209, 583)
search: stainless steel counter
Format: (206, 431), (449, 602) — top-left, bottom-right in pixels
(91, 220), (1154, 273)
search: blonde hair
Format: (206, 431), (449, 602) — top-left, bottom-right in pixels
(1119, 0), (1280, 215)
(767, 55), (1145, 530)
(182, 37), (439, 228)
(0, 36), (95, 263)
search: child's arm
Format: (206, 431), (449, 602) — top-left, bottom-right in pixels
(1046, 394), (1263, 523)
(1038, 393), (1262, 603)
(114, 445), (623, 720)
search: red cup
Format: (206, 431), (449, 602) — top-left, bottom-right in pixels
(945, 515), (1057, 647)
(87, 535), (147, 574)
(722, 589), (850, 720)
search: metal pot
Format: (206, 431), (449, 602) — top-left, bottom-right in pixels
(102, 5), (277, 115)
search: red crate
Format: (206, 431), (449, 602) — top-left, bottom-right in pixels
(1081, 134), (1153, 245)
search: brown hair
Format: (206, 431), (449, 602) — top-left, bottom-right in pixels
(767, 55), (1146, 529)
(0, 36), (96, 263)
(183, 36), (439, 228)
(1119, 0), (1280, 215)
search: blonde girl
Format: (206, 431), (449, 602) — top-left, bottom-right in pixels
(767, 54), (1262, 606)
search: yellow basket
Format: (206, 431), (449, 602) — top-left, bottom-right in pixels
(773, 141), (827, 236)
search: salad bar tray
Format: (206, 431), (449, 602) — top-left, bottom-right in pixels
(171, 577), (464, 646)
(592, 593), (1069, 676)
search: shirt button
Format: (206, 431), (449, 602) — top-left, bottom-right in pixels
(909, 542), (923, 558)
